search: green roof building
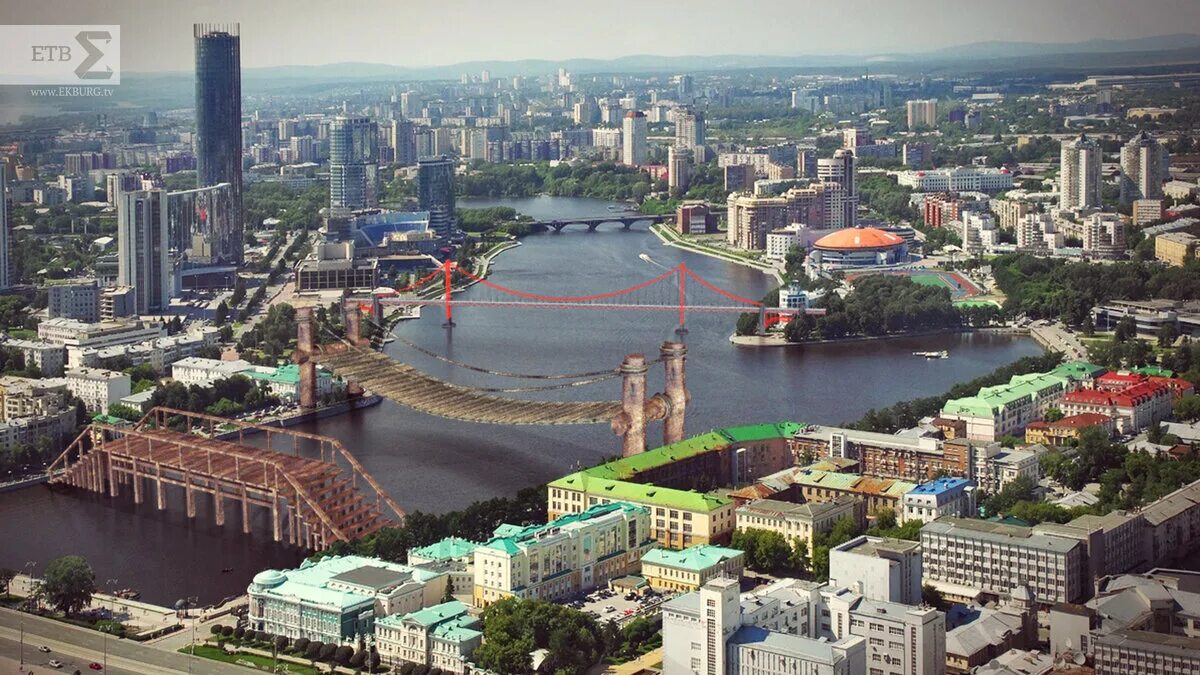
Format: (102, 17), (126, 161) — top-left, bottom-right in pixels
(642, 544), (746, 592)
(940, 362), (1105, 441)
(375, 600), (483, 673)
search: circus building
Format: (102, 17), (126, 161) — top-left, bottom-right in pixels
(809, 226), (910, 271)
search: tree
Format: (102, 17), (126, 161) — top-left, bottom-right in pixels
(210, 624), (223, 636)
(214, 300), (229, 325)
(233, 626), (246, 640)
(1158, 322), (1179, 348)
(221, 625), (234, 637)
(789, 538), (810, 576)
(922, 584), (948, 611)
(873, 508), (898, 531)
(1175, 395), (1200, 421)
(397, 663), (416, 675)
(305, 641), (323, 659)
(40, 555), (96, 617)
(731, 528), (793, 573)
(293, 637), (310, 654)
(274, 635), (289, 652)
(318, 643), (337, 661)
(334, 645), (354, 665)
(735, 312), (759, 336)
(1043, 406), (1065, 423)
(349, 650), (367, 669)
(0, 568), (14, 597)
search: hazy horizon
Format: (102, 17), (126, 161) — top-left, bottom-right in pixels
(4, 0), (1200, 73)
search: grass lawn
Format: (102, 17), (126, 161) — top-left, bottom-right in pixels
(908, 273), (950, 288)
(181, 644), (322, 674)
(7, 328), (37, 340)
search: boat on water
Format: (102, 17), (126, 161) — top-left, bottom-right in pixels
(115, 589), (140, 599)
(638, 253), (653, 263)
(913, 350), (949, 359)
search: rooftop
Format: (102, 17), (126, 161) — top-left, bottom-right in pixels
(921, 517), (1082, 554)
(728, 625), (851, 665)
(834, 535), (921, 558)
(481, 501), (647, 555)
(408, 536), (480, 563)
(909, 476), (973, 496)
(641, 544), (743, 572)
(248, 555), (443, 611)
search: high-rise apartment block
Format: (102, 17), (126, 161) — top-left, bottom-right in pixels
(1119, 132), (1167, 204)
(622, 111), (647, 166)
(193, 24), (243, 264)
(117, 190), (171, 314)
(1060, 134), (1103, 211)
(906, 99), (938, 129)
(674, 107), (705, 155)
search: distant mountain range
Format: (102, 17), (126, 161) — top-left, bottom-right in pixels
(217, 33), (1200, 82)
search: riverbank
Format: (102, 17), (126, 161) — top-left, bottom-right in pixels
(213, 394), (383, 440)
(650, 222), (785, 284)
(730, 325), (1032, 348)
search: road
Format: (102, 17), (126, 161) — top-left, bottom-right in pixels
(0, 608), (247, 675)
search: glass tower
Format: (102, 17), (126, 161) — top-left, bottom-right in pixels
(417, 157), (457, 240)
(194, 23), (243, 264)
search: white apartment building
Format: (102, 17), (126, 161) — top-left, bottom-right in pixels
(37, 318), (166, 367)
(171, 357), (254, 386)
(921, 517), (1088, 605)
(374, 601), (482, 675)
(959, 212), (1000, 254)
(77, 327), (220, 372)
(1082, 212), (1126, 259)
(1015, 212), (1065, 251)
(818, 585), (946, 675)
(0, 338), (66, 376)
(622, 111), (647, 166)
(472, 501), (653, 607)
(828, 536), (923, 606)
(46, 280), (101, 322)
(1060, 134), (1102, 211)
(764, 226), (800, 261)
(895, 167), (1014, 193)
(902, 477), (977, 523)
(65, 367), (132, 413)
(662, 578), (868, 675)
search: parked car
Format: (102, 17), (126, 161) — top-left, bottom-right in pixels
(89, 664), (103, 671)
(38, 646), (51, 653)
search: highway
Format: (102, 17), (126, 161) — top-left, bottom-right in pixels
(0, 608), (247, 675)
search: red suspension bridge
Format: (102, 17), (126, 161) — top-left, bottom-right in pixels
(370, 259), (823, 332)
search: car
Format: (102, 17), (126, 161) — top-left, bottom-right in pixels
(38, 646), (51, 653)
(89, 664), (103, 671)
(48, 660), (63, 668)
(603, 605), (616, 613)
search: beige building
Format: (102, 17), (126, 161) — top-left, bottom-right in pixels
(1155, 231), (1198, 266)
(640, 544), (744, 593)
(735, 497), (864, 550)
(374, 601), (481, 675)
(725, 193), (789, 250)
(1132, 198), (1164, 227)
(472, 502), (653, 607)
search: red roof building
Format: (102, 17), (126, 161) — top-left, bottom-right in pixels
(1061, 379), (1173, 434)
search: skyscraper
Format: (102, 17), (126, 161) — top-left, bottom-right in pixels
(418, 156), (456, 240)
(817, 149), (858, 228)
(194, 24), (243, 264)
(674, 107), (705, 155)
(1060, 134), (1102, 211)
(622, 111), (647, 166)
(677, 74), (694, 100)
(118, 189), (171, 314)
(329, 116), (379, 212)
(1119, 132), (1167, 204)
(0, 171), (9, 290)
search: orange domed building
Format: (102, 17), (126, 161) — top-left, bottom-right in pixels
(810, 227), (910, 269)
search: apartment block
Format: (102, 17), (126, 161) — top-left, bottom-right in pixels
(828, 536), (922, 605)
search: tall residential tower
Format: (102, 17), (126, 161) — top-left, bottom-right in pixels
(1119, 132), (1167, 205)
(1059, 134), (1103, 211)
(417, 156), (457, 240)
(622, 111), (647, 166)
(329, 116), (379, 212)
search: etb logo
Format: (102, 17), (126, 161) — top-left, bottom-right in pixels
(0, 25), (121, 85)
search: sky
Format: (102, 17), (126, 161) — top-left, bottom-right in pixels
(4, 0), (1200, 72)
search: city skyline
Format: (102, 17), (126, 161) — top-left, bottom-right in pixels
(4, 0), (1200, 72)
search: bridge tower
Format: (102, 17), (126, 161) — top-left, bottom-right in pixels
(343, 303), (366, 347)
(661, 341), (689, 445)
(296, 306), (318, 411)
(614, 353), (648, 457)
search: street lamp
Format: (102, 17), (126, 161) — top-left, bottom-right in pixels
(20, 560), (36, 668)
(103, 578), (119, 674)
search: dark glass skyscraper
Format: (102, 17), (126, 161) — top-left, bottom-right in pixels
(194, 23), (243, 264)
(417, 156), (457, 240)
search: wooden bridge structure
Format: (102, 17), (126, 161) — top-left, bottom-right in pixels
(47, 408), (405, 550)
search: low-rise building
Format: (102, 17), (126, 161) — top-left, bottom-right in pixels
(944, 591), (1037, 673)
(922, 517), (1088, 605)
(37, 318), (166, 367)
(790, 423), (966, 483)
(1139, 478), (1200, 568)
(1025, 412), (1114, 446)
(733, 466), (917, 518)
(828, 535), (922, 605)
(171, 357), (255, 385)
(903, 477), (977, 523)
(65, 367), (131, 413)
(641, 544), (744, 593)
(1059, 378), (1177, 434)
(246, 555), (449, 644)
(46, 279), (101, 322)
(374, 600), (482, 675)
(1092, 298), (1200, 339)
(1155, 231), (1199, 266)
(472, 502), (654, 607)
(939, 362), (1101, 441)
(735, 496), (864, 550)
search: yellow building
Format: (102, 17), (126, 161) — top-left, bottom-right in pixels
(640, 544), (744, 593)
(734, 496), (865, 550)
(1156, 232), (1199, 266)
